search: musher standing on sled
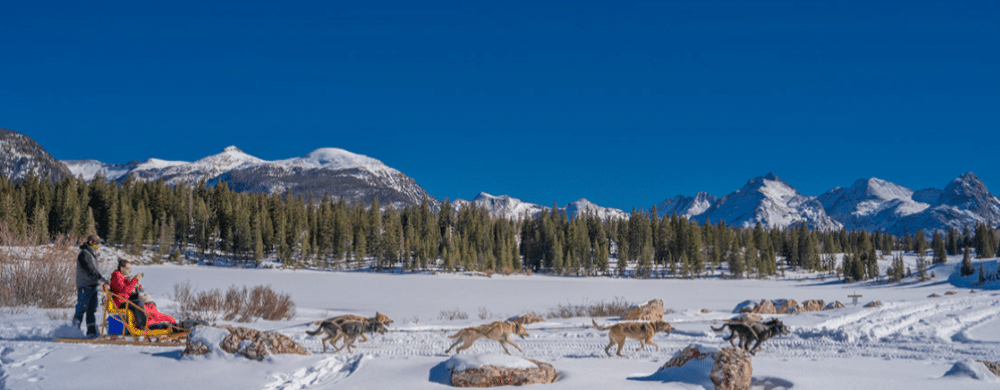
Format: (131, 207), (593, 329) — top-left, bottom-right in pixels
(72, 234), (109, 338)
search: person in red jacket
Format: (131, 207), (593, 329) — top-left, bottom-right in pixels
(110, 259), (177, 329)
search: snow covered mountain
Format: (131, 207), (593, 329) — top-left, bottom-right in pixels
(564, 198), (629, 220)
(655, 192), (717, 218)
(450, 193), (547, 220)
(0, 128), (73, 182)
(687, 173), (841, 230)
(817, 178), (930, 232)
(658, 172), (1000, 234)
(450, 193), (627, 221)
(64, 146), (437, 209)
(889, 172), (1000, 234)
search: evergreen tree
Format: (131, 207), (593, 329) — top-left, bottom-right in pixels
(932, 230), (947, 264)
(960, 246), (975, 277)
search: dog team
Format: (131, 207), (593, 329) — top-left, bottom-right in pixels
(305, 310), (789, 357)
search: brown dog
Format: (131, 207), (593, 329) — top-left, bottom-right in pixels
(592, 319), (675, 356)
(445, 321), (529, 355)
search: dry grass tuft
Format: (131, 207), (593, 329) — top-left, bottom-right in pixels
(438, 307), (468, 321)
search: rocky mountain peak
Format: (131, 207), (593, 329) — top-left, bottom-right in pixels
(0, 128), (73, 182)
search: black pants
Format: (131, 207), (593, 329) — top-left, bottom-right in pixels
(119, 293), (147, 329)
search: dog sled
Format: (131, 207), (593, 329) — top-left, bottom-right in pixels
(54, 284), (190, 347)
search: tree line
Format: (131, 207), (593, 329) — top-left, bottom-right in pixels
(2, 172), (999, 283)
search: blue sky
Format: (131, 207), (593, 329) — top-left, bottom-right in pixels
(3, 1), (998, 211)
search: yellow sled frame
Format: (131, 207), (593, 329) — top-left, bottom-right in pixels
(100, 284), (188, 344)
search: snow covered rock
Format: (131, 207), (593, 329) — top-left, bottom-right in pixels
(772, 299), (798, 314)
(183, 325), (308, 361)
(791, 299), (825, 314)
(447, 354), (556, 387)
(863, 300), (882, 308)
(710, 347), (754, 390)
(825, 301), (846, 310)
(655, 344), (752, 390)
(942, 360), (1000, 382)
(737, 299), (777, 314)
(621, 299), (664, 321)
(978, 360), (1000, 378)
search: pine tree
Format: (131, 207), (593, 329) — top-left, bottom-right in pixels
(932, 230), (947, 264)
(727, 240), (744, 278)
(960, 247), (975, 277)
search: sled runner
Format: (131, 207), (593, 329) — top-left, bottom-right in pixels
(54, 284), (189, 347)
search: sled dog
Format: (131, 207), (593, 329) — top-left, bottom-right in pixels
(445, 321), (529, 355)
(307, 318), (388, 353)
(712, 318), (789, 355)
(591, 319), (675, 357)
(311, 312), (393, 343)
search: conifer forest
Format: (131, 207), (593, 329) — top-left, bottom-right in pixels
(2, 173), (999, 283)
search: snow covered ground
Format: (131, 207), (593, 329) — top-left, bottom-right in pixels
(2, 250), (999, 389)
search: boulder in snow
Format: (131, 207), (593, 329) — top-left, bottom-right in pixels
(183, 325), (308, 361)
(654, 344), (752, 390)
(791, 299), (825, 314)
(621, 299), (664, 321)
(863, 300), (882, 308)
(978, 360), (1000, 378)
(942, 360), (1000, 382)
(824, 301), (846, 310)
(447, 353), (556, 387)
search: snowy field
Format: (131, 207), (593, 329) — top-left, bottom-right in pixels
(2, 250), (999, 389)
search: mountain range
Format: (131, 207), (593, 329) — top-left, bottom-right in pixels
(2, 129), (999, 234)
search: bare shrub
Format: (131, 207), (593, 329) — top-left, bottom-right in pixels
(173, 282), (295, 323)
(478, 306), (492, 320)
(545, 296), (645, 319)
(0, 245), (77, 308)
(438, 308), (468, 321)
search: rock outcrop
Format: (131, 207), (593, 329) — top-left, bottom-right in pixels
(863, 300), (883, 308)
(621, 299), (664, 321)
(183, 325), (308, 361)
